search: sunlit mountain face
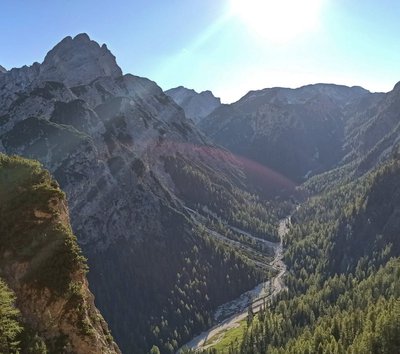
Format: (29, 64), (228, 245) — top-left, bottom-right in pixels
(0, 34), (296, 353)
(2, 1), (400, 353)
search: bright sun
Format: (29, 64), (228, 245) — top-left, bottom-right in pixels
(230, 0), (324, 43)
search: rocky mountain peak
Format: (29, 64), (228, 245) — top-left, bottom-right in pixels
(200, 89), (214, 96)
(166, 86), (221, 124)
(0, 65), (6, 73)
(39, 33), (122, 87)
(392, 80), (400, 93)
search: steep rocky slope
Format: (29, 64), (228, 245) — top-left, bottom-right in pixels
(0, 154), (120, 354)
(166, 86), (221, 124)
(0, 34), (287, 353)
(0, 64), (6, 73)
(200, 84), (383, 181)
(303, 83), (400, 195)
(343, 83), (400, 170)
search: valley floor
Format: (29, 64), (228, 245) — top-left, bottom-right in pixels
(179, 216), (290, 352)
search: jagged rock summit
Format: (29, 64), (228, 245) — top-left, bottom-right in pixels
(40, 33), (122, 86)
(0, 33), (123, 116)
(0, 33), (121, 93)
(166, 85), (221, 124)
(0, 65), (6, 73)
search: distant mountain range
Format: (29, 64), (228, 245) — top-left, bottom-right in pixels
(199, 84), (386, 181)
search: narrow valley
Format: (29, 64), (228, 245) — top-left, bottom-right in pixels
(180, 216), (291, 352)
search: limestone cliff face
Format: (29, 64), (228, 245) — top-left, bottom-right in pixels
(40, 33), (122, 86)
(0, 154), (120, 354)
(0, 34), (204, 250)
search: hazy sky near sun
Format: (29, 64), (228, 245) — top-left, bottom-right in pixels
(1, 0), (400, 103)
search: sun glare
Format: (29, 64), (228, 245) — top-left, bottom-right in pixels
(230, 0), (324, 43)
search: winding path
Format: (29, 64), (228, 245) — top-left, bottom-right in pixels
(178, 215), (291, 352)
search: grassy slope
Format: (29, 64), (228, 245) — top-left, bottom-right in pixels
(0, 153), (86, 294)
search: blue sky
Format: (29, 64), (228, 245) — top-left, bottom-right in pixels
(1, 0), (400, 102)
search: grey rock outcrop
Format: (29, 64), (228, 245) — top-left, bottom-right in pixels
(166, 86), (221, 124)
(0, 33), (122, 116)
(40, 33), (122, 86)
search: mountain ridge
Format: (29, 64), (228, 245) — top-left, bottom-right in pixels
(166, 86), (221, 124)
(199, 83), (388, 181)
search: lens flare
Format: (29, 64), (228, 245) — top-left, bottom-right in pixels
(230, 0), (324, 43)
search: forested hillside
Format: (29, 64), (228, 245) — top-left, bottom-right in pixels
(202, 155), (400, 353)
(191, 80), (400, 354)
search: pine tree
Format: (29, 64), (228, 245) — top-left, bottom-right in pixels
(0, 279), (22, 353)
